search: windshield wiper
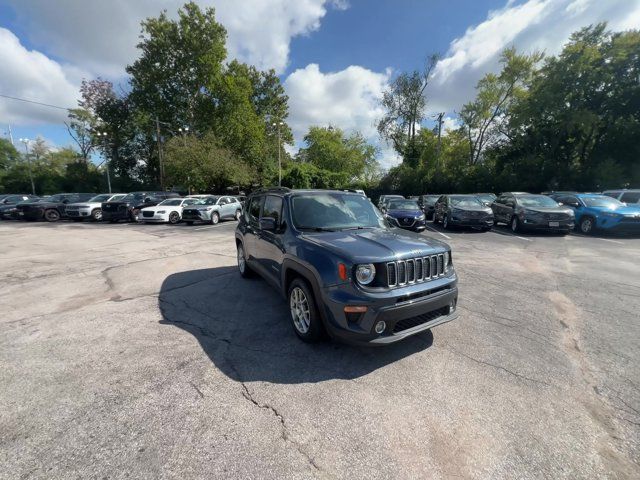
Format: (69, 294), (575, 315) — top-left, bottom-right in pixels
(299, 226), (337, 232)
(339, 226), (373, 230)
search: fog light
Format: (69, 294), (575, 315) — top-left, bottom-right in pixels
(374, 321), (386, 334)
(449, 299), (457, 313)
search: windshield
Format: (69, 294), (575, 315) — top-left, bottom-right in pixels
(292, 193), (385, 230)
(424, 196), (439, 205)
(451, 196), (484, 208)
(195, 196), (219, 205)
(158, 199), (182, 206)
(517, 195), (559, 207)
(581, 196), (625, 209)
(46, 194), (65, 202)
(476, 194), (495, 203)
(122, 193), (146, 202)
(388, 200), (420, 210)
(88, 194), (112, 203)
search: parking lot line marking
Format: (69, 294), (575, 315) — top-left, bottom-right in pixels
(490, 229), (532, 241)
(571, 233), (625, 245)
(194, 225), (219, 231)
(424, 224), (451, 239)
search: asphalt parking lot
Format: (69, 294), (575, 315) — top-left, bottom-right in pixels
(1, 220), (639, 479)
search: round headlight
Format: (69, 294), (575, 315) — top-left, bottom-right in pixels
(355, 264), (376, 285)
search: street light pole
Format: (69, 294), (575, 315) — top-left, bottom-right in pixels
(19, 138), (36, 195)
(178, 126), (189, 147)
(272, 121), (284, 186)
(97, 132), (112, 194)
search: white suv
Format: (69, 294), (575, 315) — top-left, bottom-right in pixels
(65, 194), (126, 221)
(603, 189), (640, 205)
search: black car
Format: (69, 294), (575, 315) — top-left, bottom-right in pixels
(16, 193), (95, 222)
(0, 195), (40, 219)
(491, 192), (575, 234)
(235, 188), (458, 345)
(101, 191), (180, 222)
(414, 194), (440, 220)
(433, 195), (494, 231)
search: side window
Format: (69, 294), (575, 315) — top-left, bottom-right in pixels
(621, 192), (640, 203)
(604, 191), (621, 199)
(218, 197), (227, 205)
(262, 195), (283, 225)
(246, 195), (264, 224)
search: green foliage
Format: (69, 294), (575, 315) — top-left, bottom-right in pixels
(281, 163), (349, 190)
(163, 133), (253, 192)
(297, 126), (378, 184)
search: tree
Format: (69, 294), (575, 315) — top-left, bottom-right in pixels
(459, 47), (542, 165)
(377, 54), (439, 163)
(66, 108), (97, 163)
(163, 132), (252, 192)
(298, 126), (378, 182)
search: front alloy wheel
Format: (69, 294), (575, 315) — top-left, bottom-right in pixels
(92, 208), (102, 221)
(579, 217), (594, 234)
(168, 211), (180, 224)
(237, 243), (254, 278)
(288, 279), (323, 342)
(210, 211), (220, 225)
(443, 214), (450, 230)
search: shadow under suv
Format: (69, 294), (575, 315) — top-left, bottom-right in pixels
(235, 188), (458, 345)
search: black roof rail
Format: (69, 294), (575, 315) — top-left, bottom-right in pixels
(251, 187), (292, 195)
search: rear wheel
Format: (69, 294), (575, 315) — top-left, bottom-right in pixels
(579, 217), (595, 234)
(44, 209), (60, 222)
(168, 211), (180, 224)
(91, 208), (102, 221)
(210, 211), (220, 225)
(288, 278), (323, 343)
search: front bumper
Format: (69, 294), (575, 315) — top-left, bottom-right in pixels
(449, 216), (494, 228)
(182, 210), (212, 222)
(140, 215), (170, 222)
(319, 273), (458, 345)
(521, 216), (574, 231)
(597, 216), (640, 232)
(66, 208), (92, 218)
(102, 210), (132, 221)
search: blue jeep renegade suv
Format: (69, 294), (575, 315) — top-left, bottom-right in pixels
(235, 188), (459, 345)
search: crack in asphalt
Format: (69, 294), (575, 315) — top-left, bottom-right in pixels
(445, 346), (553, 387)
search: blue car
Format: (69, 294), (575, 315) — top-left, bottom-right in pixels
(382, 199), (427, 232)
(551, 193), (640, 234)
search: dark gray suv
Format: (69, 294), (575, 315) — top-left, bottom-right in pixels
(235, 188), (458, 345)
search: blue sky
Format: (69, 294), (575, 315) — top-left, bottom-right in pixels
(1, 0), (639, 167)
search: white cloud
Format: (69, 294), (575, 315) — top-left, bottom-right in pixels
(429, 0), (640, 114)
(5, 0), (344, 76)
(0, 28), (83, 125)
(284, 63), (394, 163)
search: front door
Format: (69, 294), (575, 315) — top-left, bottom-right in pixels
(256, 195), (285, 286)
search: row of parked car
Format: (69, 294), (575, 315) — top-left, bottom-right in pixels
(377, 189), (640, 235)
(0, 191), (245, 225)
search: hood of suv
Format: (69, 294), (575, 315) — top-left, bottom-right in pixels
(301, 228), (448, 263)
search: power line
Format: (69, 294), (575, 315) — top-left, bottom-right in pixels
(0, 93), (71, 111)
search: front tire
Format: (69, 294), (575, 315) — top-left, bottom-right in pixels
(237, 243), (254, 278)
(511, 216), (520, 233)
(579, 217), (595, 235)
(91, 208), (102, 221)
(44, 209), (60, 222)
(210, 211), (220, 225)
(443, 214), (450, 230)
(288, 279), (323, 343)
(168, 211), (180, 224)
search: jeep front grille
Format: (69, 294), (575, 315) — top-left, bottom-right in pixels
(386, 254), (446, 287)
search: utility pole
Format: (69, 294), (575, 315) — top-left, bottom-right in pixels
(96, 132), (112, 194)
(435, 112), (445, 168)
(19, 138), (36, 195)
(7, 124), (14, 146)
(272, 121), (284, 186)
(155, 116), (165, 191)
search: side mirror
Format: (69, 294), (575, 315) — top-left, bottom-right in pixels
(259, 217), (277, 232)
(570, 201), (580, 208)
